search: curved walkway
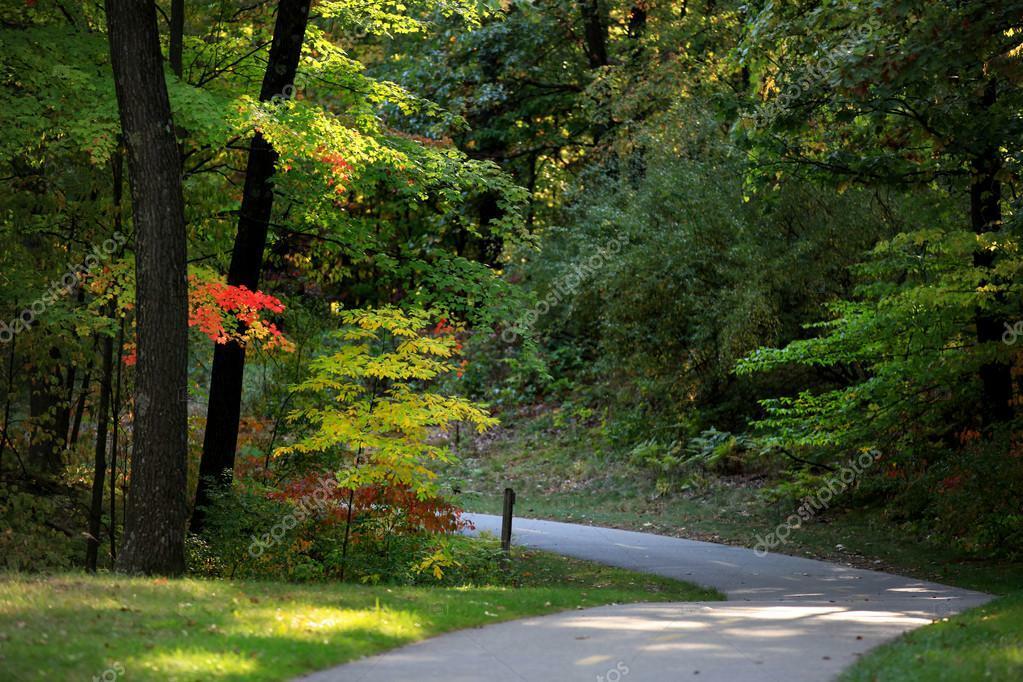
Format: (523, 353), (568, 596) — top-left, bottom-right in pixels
(298, 514), (990, 682)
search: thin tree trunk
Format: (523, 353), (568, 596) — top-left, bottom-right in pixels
(59, 350), (79, 452)
(339, 486), (356, 581)
(106, 0), (190, 575)
(627, 4), (646, 41)
(108, 146), (125, 564)
(86, 320), (114, 572)
(578, 0), (609, 68)
(192, 0), (311, 532)
(0, 314), (16, 473)
(170, 0), (184, 78)
(67, 360), (93, 449)
(110, 314), (125, 563)
(578, 0), (610, 144)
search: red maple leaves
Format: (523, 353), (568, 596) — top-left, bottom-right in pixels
(319, 149), (352, 195)
(124, 276), (293, 365)
(432, 317), (467, 377)
(268, 472), (471, 534)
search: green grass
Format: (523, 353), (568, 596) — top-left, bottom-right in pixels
(0, 548), (719, 681)
(440, 409), (1023, 595)
(840, 592), (1023, 681)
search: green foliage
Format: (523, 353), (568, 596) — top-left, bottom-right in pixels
(736, 226), (1022, 459)
(278, 306), (497, 496)
(511, 100), (892, 434)
(189, 478), (294, 579)
(628, 428), (764, 495)
(0, 482), (79, 571)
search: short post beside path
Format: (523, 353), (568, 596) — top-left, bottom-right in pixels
(500, 487), (516, 551)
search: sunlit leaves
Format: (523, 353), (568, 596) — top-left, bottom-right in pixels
(277, 307), (497, 498)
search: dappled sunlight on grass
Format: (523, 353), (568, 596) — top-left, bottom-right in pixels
(140, 649), (259, 678)
(0, 552), (716, 681)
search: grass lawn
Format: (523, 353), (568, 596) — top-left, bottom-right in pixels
(0, 547), (720, 681)
(840, 592), (1023, 681)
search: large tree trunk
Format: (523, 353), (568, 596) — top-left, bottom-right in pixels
(106, 0), (190, 576)
(192, 0), (311, 533)
(971, 80), (1012, 426)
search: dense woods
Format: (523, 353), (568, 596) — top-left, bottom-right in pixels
(2, 0), (1022, 587)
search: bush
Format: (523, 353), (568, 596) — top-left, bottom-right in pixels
(627, 428), (764, 495)
(909, 435), (1023, 560)
(194, 472), (494, 584)
(0, 481), (81, 571)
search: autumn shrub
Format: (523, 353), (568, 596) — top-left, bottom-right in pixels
(194, 306), (499, 582)
(194, 471), (491, 583)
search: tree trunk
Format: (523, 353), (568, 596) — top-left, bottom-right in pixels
(627, 4), (647, 41)
(85, 323), (114, 572)
(110, 315), (125, 563)
(578, 0), (610, 145)
(578, 0), (609, 69)
(106, 0), (190, 576)
(971, 80), (1012, 426)
(0, 321), (16, 473)
(170, 0), (184, 78)
(192, 0), (311, 533)
(109, 147), (125, 564)
(67, 361), (93, 449)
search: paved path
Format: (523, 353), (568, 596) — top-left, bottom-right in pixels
(298, 515), (990, 682)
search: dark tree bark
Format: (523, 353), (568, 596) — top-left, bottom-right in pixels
(105, 0), (190, 575)
(578, 0), (609, 69)
(85, 322), (114, 572)
(627, 4), (647, 41)
(577, 0), (610, 145)
(108, 148), (126, 564)
(170, 0), (184, 78)
(0, 322), (15, 473)
(110, 315), (125, 563)
(67, 361), (93, 449)
(971, 80), (1012, 426)
(192, 0), (311, 533)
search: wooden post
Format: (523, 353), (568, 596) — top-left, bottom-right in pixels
(501, 487), (515, 552)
